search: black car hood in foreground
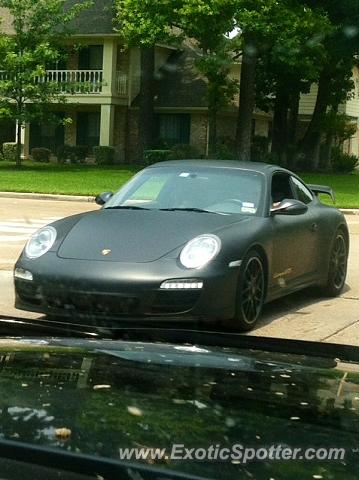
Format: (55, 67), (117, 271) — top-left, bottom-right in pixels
(57, 209), (249, 262)
(0, 328), (358, 479)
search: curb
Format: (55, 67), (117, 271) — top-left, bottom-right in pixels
(0, 191), (95, 203)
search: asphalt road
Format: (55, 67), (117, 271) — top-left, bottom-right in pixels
(0, 197), (358, 345)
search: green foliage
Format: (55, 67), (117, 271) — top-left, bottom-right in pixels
(56, 145), (89, 164)
(93, 146), (115, 165)
(31, 147), (51, 163)
(143, 149), (172, 164)
(169, 143), (201, 160)
(322, 112), (357, 144)
(2, 142), (17, 161)
(331, 146), (358, 173)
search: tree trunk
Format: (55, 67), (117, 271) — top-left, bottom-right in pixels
(16, 120), (22, 169)
(287, 90), (300, 169)
(288, 90), (300, 146)
(236, 36), (257, 162)
(271, 88), (289, 166)
(320, 133), (334, 172)
(139, 46), (155, 162)
(208, 107), (218, 158)
(301, 70), (331, 170)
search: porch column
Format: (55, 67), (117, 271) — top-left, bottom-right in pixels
(16, 121), (30, 158)
(100, 104), (115, 146)
(102, 38), (118, 95)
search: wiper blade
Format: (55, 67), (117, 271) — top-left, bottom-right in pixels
(105, 205), (151, 210)
(159, 207), (218, 214)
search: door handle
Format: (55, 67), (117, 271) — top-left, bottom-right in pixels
(310, 223), (318, 232)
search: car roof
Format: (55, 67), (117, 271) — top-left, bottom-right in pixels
(148, 159), (288, 174)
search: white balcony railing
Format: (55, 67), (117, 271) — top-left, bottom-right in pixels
(45, 69), (103, 94)
(0, 70), (129, 96)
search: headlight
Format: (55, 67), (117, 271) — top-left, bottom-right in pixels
(25, 226), (57, 259)
(180, 234), (221, 269)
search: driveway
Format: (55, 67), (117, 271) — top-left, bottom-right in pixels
(0, 197), (358, 345)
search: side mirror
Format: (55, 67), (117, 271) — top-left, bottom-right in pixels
(95, 191), (113, 206)
(271, 199), (308, 216)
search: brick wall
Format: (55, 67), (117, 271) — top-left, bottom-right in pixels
(113, 106), (128, 162)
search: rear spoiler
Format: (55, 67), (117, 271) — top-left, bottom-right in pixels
(308, 184), (336, 203)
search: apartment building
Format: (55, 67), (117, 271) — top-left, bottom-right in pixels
(0, 1), (359, 162)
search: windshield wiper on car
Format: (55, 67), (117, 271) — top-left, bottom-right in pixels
(104, 205), (151, 210)
(158, 207), (220, 214)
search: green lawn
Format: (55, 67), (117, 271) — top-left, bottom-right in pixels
(0, 161), (358, 208)
(301, 172), (359, 209)
(0, 161), (141, 196)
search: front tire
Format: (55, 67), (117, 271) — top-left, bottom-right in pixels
(321, 230), (348, 297)
(234, 250), (266, 331)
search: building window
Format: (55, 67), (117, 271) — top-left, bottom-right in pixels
(77, 112), (100, 147)
(30, 113), (65, 151)
(78, 45), (103, 70)
(156, 114), (190, 147)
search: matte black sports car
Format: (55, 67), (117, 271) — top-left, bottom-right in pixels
(14, 160), (349, 330)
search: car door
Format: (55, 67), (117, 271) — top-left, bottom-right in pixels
(269, 173), (318, 294)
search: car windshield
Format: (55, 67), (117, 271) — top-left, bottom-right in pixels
(105, 166), (265, 215)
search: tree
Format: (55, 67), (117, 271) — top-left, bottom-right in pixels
(117, 0), (239, 159)
(255, 3), (331, 167)
(176, 0), (237, 156)
(116, 0), (180, 160)
(299, 0), (359, 170)
(0, 0), (90, 168)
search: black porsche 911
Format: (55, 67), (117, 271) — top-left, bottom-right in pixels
(14, 160), (349, 331)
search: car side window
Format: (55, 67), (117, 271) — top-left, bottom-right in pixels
(290, 176), (313, 204)
(271, 173), (294, 205)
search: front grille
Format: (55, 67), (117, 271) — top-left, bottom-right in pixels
(44, 292), (139, 316)
(151, 290), (201, 314)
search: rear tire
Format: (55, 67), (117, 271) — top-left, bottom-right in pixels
(234, 250), (266, 331)
(320, 229), (348, 297)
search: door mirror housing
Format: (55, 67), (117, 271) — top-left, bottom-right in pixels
(95, 191), (113, 206)
(271, 199), (308, 216)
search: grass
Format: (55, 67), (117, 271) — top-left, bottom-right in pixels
(301, 172), (359, 209)
(0, 160), (358, 208)
(0, 161), (141, 196)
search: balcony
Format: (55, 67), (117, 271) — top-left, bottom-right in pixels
(0, 70), (128, 97)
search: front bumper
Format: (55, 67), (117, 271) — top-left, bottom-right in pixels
(14, 253), (239, 323)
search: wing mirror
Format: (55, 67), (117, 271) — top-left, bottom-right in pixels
(271, 199), (308, 216)
(95, 191), (113, 206)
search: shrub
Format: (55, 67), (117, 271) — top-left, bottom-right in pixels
(31, 147), (52, 163)
(93, 146), (115, 165)
(143, 149), (171, 165)
(2, 142), (17, 161)
(74, 145), (90, 163)
(57, 145), (76, 163)
(331, 146), (358, 173)
(169, 144), (201, 160)
(56, 145), (90, 164)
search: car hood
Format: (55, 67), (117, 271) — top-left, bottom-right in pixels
(57, 209), (249, 262)
(0, 337), (357, 479)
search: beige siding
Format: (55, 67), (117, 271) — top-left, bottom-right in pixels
(299, 84), (318, 115)
(344, 67), (359, 118)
